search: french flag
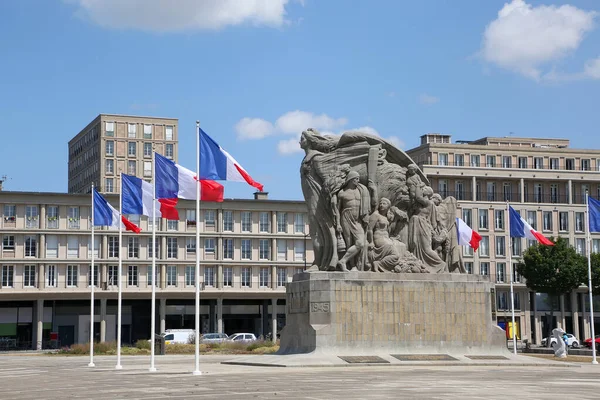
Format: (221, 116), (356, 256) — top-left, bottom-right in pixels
(121, 173), (161, 230)
(93, 189), (140, 233)
(155, 152), (224, 220)
(456, 217), (482, 251)
(509, 206), (554, 246)
(199, 128), (264, 192)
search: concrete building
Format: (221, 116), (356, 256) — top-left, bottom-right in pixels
(68, 114), (178, 194)
(407, 133), (600, 345)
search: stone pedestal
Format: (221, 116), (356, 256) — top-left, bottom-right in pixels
(278, 272), (507, 356)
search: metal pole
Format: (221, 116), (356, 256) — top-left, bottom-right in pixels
(116, 173), (123, 370)
(193, 121), (202, 376)
(506, 201), (517, 355)
(585, 190), (598, 364)
(150, 151), (157, 372)
(88, 184), (95, 367)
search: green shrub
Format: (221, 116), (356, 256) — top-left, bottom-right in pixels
(135, 340), (151, 350)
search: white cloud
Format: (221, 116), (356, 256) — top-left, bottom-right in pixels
(235, 117), (275, 140)
(275, 110), (347, 135)
(418, 94), (440, 105)
(66, 0), (292, 32)
(481, 0), (597, 80)
(277, 138), (303, 155)
(386, 136), (405, 149)
(584, 56), (600, 79)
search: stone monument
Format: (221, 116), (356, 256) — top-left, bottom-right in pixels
(278, 129), (507, 356)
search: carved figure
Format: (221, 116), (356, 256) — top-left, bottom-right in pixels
(552, 328), (567, 358)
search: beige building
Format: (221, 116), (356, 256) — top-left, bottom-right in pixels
(0, 190), (311, 349)
(407, 133), (600, 345)
(68, 114), (178, 194)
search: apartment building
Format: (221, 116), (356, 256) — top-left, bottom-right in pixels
(0, 191), (311, 349)
(407, 133), (600, 345)
(68, 114), (178, 194)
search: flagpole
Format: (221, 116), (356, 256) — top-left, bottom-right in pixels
(193, 120), (202, 376)
(585, 190), (598, 364)
(150, 151), (157, 372)
(116, 173), (123, 370)
(88, 184), (95, 367)
(507, 201), (517, 355)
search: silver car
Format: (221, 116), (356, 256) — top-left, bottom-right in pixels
(200, 333), (229, 343)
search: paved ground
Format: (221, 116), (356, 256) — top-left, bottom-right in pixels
(1, 354), (599, 399)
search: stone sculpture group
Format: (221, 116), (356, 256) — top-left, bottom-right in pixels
(300, 128), (466, 274)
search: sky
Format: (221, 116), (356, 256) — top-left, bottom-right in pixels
(1, 0), (600, 201)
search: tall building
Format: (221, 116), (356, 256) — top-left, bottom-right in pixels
(68, 114), (178, 194)
(407, 133), (600, 345)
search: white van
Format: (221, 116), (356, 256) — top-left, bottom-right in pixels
(162, 329), (195, 345)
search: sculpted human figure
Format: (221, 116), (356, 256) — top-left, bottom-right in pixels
(367, 198), (401, 272)
(432, 193), (464, 273)
(335, 170), (373, 272)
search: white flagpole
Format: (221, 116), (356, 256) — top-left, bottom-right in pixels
(116, 173), (123, 370)
(585, 190), (598, 364)
(150, 151), (157, 372)
(193, 121), (202, 376)
(507, 201), (517, 355)
(88, 184), (95, 367)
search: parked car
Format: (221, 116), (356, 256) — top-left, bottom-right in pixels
(200, 333), (229, 343)
(229, 333), (257, 342)
(541, 333), (580, 348)
(162, 329), (195, 345)
(584, 335), (600, 349)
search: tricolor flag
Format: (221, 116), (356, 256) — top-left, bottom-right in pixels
(589, 196), (600, 233)
(509, 206), (554, 246)
(93, 189), (140, 233)
(155, 153), (224, 220)
(456, 217), (482, 251)
(121, 173), (161, 231)
(199, 128), (264, 192)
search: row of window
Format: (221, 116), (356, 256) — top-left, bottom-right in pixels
(105, 141), (174, 159)
(462, 235), (596, 259)
(105, 122), (175, 141)
(0, 264), (300, 290)
(462, 208), (588, 233)
(69, 125), (99, 159)
(437, 153), (599, 171)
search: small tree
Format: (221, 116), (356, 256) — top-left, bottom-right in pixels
(515, 236), (587, 344)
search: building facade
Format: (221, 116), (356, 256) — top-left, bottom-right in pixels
(68, 114), (178, 194)
(407, 133), (600, 345)
(0, 191), (311, 349)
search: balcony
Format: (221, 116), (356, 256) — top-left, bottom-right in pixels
(439, 190), (472, 201)
(475, 192), (520, 202)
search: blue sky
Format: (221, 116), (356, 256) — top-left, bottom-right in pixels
(1, 0), (599, 200)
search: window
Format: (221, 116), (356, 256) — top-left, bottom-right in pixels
(479, 237), (489, 256)
(204, 267), (215, 287)
(593, 239), (600, 254)
(67, 236), (79, 258)
(259, 267), (270, 288)
(144, 143), (152, 157)
(2, 235), (15, 251)
(259, 239), (270, 260)
(166, 266), (177, 286)
(566, 158), (574, 170)
(259, 212), (270, 232)
(470, 155), (480, 167)
(223, 238), (233, 259)
(223, 211), (233, 232)
(550, 158), (559, 170)
(518, 157), (527, 169)
(144, 161), (152, 177)
(277, 267), (287, 287)
(486, 155), (495, 168)
(455, 181), (465, 200)
(277, 239), (287, 261)
(185, 266), (195, 286)
(23, 265), (36, 288)
(559, 212), (569, 231)
(2, 265), (14, 288)
(165, 144), (174, 159)
(128, 123), (136, 138)
(241, 211), (251, 232)
(106, 122), (115, 136)
(480, 262), (489, 276)
(550, 184), (558, 203)
(143, 124), (152, 139)
(496, 263), (506, 283)
(46, 265), (56, 287)
(464, 262), (473, 274)
(106, 159), (114, 174)
(205, 210), (216, 228)
(502, 156), (511, 168)
(128, 142), (136, 156)
(127, 237), (139, 258)
(512, 239), (522, 257)
(167, 237), (177, 258)
(241, 239), (252, 259)
(66, 265), (78, 287)
(186, 238), (196, 256)
(462, 209), (472, 227)
(542, 211), (553, 231)
(105, 178), (114, 193)
(534, 157), (543, 169)
(105, 141), (114, 158)
(438, 153), (448, 166)
(127, 160), (136, 175)
(88, 265), (99, 287)
(534, 183), (543, 203)
(204, 238), (215, 255)
(295, 267), (304, 275)
(277, 212), (287, 233)
(495, 236), (505, 257)
(167, 219), (177, 231)
(148, 237), (159, 258)
(25, 236), (37, 257)
(47, 206), (59, 229)
(147, 266), (158, 287)
(494, 210), (504, 230)
(223, 267), (233, 287)
(108, 236), (119, 257)
(527, 211), (537, 230)
(241, 267), (251, 287)
(463, 243), (473, 256)
(582, 159), (591, 171)
(68, 207), (80, 229)
(576, 238), (586, 255)
(454, 154), (464, 167)
(108, 265), (118, 287)
(486, 182), (496, 201)
(24, 205), (38, 229)
(3, 205), (15, 224)
(166, 125), (174, 140)
(497, 292), (508, 309)
(294, 240), (305, 261)
(46, 235), (58, 258)
(575, 212), (585, 232)
(478, 209), (488, 230)
(186, 209), (196, 227)
(438, 179), (448, 198)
